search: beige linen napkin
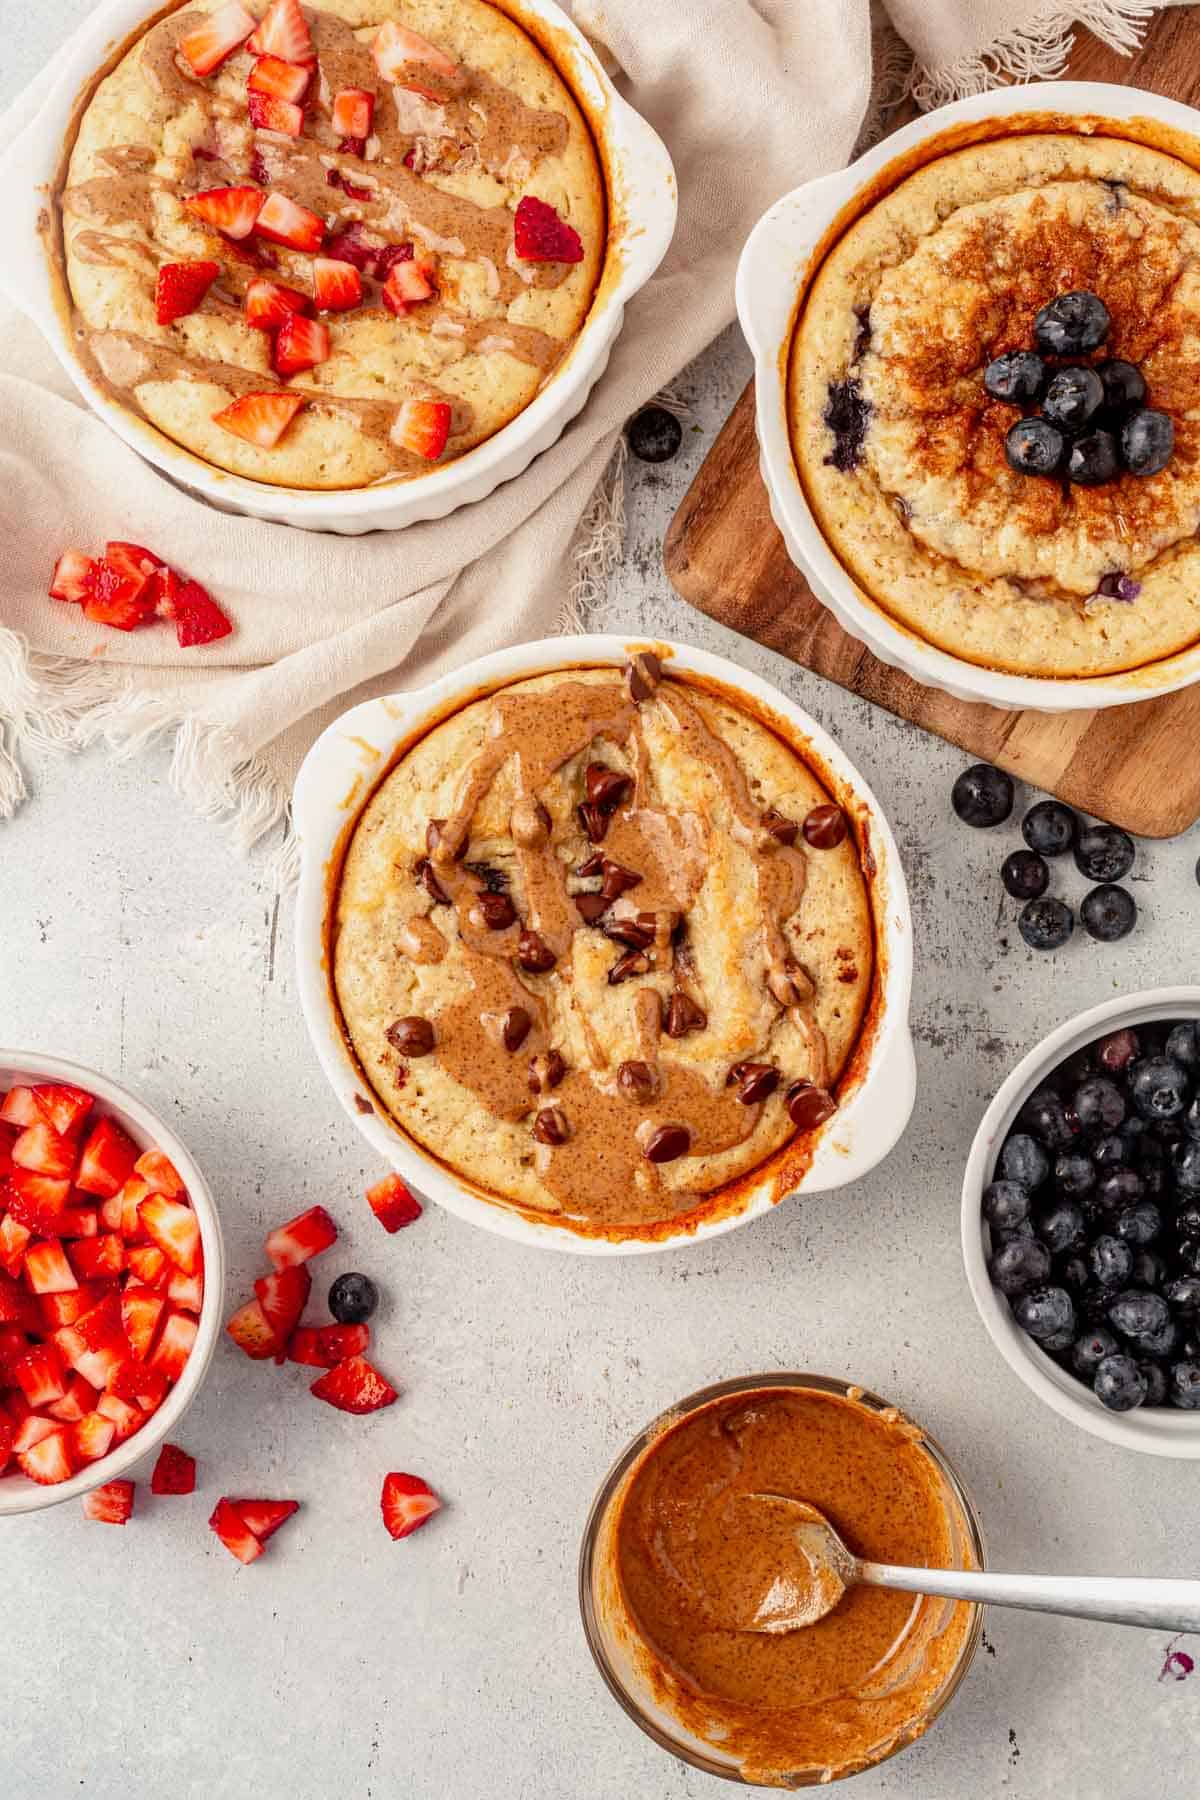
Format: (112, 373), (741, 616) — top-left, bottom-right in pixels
(0, 0), (1173, 866)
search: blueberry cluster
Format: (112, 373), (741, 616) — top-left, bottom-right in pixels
(985, 1021), (1200, 1411)
(951, 764), (1137, 947)
(984, 291), (1174, 484)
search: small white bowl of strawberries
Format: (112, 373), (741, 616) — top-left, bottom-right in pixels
(0, 1052), (223, 1515)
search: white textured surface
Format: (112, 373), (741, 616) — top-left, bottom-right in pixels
(4, 9), (1200, 1797)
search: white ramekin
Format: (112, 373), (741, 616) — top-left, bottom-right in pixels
(292, 634), (916, 1255)
(962, 988), (1200, 1460)
(0, 1051), (225, 1515)
(737, 81), (1200, 714)
(0, 0), (676, 534)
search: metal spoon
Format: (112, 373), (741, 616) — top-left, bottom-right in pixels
(729, 1494), (1200, 1635)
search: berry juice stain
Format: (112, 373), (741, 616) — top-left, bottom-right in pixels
(1159, 1635), (1194, 1682)
(823, 379), (870, 472)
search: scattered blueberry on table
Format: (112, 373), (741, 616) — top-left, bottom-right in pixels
(329, 1271), (379, 1324)
(951, 763), (1013, 828)
(626, 405), (683, 463)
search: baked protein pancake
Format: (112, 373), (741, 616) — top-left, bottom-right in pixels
(332, 657), (874, 1233)
(790, 133), (1200, 678)
(58, 0), (605, 487)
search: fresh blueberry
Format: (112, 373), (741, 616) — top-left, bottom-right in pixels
(1114, 1201), (1161, 1244)
(1072, 1327), (1119, 1376)
(1073, 823), (1135, 883)
(1142, 1317), (1179, 1360)
(1131, 1249), (1166, 1290)
(1000, 1133), (1049, 1189)
(1037, 1198), (1086, 1253)
(951, 763), (1013, 828)
(1042, 1326), (1077, 1354)
(1139, 1361), (1170, 1407)
(1175, 1239), (1200, 1278)
(1018, 1086), (1076, 1150)
(1006, 417), (1066, 476)
(1091, 1234), (1134, 1287)
(1073, 1075), (1126, 1131)
(1081, 884), (1137, 942)
(1173, 1139), (1200, 1191)
(1057, 1253), (1091, 1293)
(1166, 1275), (1200, 1313)
(1096, 359), (1146, 414)
(1093, 1133), (1127, 1170)
(1166, 1022), (1200, 1068)
(989, 1236), (1053, 1295)
(1054, 1153), (1095, 1197)
(328, 1271), (378, 1324)
(1170, 1362), (1200, 1408)
(1175, 1204), (1200, 1241)
(1033, 290), (1111, 355)
(1019, 896), (1074, 951)
(1108, 1288), (1171, 1345)
(1184, 1095), (1200, 1142)
(1022, 800), (1077, 857)
(1095, 1027), (1140, 1073)
(1068, 430), (1120, 486)
(983, 1179), (1031, 1233)
(1128, 1056), (1190, 1121)
(1013, 1285), (1075, 1342)
(1001, 849), (1049, 901)
(1042, 365), (1104, 433)
(984, 350), (1045, 403)
(1121, 408), (1174, 476)
(626, 405), (683, 463)
(1094, 1352), (1148, 1410)
(1095, 1168), (1143, 1210)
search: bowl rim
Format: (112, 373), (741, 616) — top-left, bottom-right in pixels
(291, 632), (917, 1255)
(961, 986), (1200, 1459)
(0, 1049), (225, 1515)
(737, 79), (1200, 714)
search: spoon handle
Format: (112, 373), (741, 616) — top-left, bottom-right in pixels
(858, 1564), (1200, 1632)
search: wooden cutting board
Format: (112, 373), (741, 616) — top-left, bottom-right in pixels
(663, 10), (1200, 839)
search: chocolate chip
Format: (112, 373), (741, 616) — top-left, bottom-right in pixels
(786, 1080), (837, 1130)
(475, 891), (516, 930)
(761, 807), (799, 846)
(529, 1050), (566, 1094)
(625, 651), (662, 703)
(509, 796), (551, 849)
(665, 992), (706, 1037)
(617, 1060), (655, 1100)
(464, 861), (509, 894)
(533, 1106), (569, 1145)
(500, 1006), (531, 1051)
(578, 802), (609, 843)
(604, 916), (655, 949)
(733, 1062), (780, 1105)
(802, 804), (847, 849)
(600, 859), (642, 903)
(575, 892), (610, 925)
(577, 852), (605, 877)
(643, 1123), (689, 1163)
(386, 1016), (435, 1056)
(516, 929), (556, 973)
(426, 818), (467, 861)
(585, 763), (632, 813)
(609, 948), (651, 985)
(415, 858), (449, 905)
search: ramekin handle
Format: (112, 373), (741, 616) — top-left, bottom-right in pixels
(607, 98), (678, 294)
(800, 1023), (917, 1194)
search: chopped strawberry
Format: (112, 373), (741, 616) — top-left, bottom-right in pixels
(73, 1411), (117, 1464)
(108, 1360), (168, 1413)
(14, 1343), (67, 1408)
(324, 222), (382, 272)
(247, 91), (304, 136)
(73, 1292), (126, 1357)
(151, 1442), (196, 1495)
(76, 1118), (137, 1198)
(209, 1496), (265, 1564)
(0, 1087), (40, 1127)
(327, 165), (373, 201)
(247, 52), (310, 102)
(0, 1214), (32, 1276)
(255, 191), (324, 251)
(68, 1234), (126, 1282)
(381, 1472), (442, 1540)
(254, 1265), (310, 1352)
(49, 550), (97, 604)
(382, 257), (436, 315)
(312, 257), (361, 312)
(149, 1310), (198, 1382)
(0, 1412), (12, 1474)
(212, 390), (306, 447)
(13, 1412), (59, 1454)
(173, 580), (234, 649)
(139, 1195), (200, 1274)
(373, 20), (459, 95)
(179, 1), (256, 76)
(365, 1173), (422, 1233)
(184, 185), (265, 241)
(150, 564), (181, 620)
(226, 1297), (278, 1360)
(231, 1498), (298, 1542)
(133, 1150), (185, 1198)
(166, 1266), (204, 1314)
(121, 1285), (166, 1360)
(287, 1321), (368, 1367)
(57, 1207), (100, 1239)
(0, 1268), (42, 1332)
(310, 1353), (397, 1415)
(0, 1326), (28, 1378)
(155, 259), (220, 325)
(118, 1177), (152, 1242)
(332, 87), (374, 140)
(375, 245), (415, 285)
(12, 1122), (77, 1181)
(247, 0), (313, 63)
(127, 1244), (168, 1288)
(39, 1284), (102, 1328)
(9, 1170), (71, 1237)
(47, 1373), (100, 1422)
(96, 1391), (143, 1442)
(513, 194), (584, 264)
(265, 1204), (338, 1270)
(273, 314), (330, 376)
(392, 397), (450, 462)
(23, 1241), (79, 1296)
(31, 1084), (93, 1137)
(82, 555), (156, 631)
(18, 1427), (75, 1485)
(244, 276), (309, 330)
(82, 1478), (134, 1523)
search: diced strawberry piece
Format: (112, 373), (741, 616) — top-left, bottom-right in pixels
(209, 1496), (265, 1564)
(247, 0), (313, 63)
(244, 277), (309, 330)
(82, 558), (155, 631)
(13, 1122), (77, 1181)
(96, 1391), (143, 1442)
(69, 1235), (126, 1282)
(118, 1177), (151, 1242)
(38, 1283), (106, 1329)
(0, 1324), (28, 1374)
(272, 314), (329, 376)
(31, 1085), (93, 1139)
(140, 1195), (201, 1274)
(150, 1309), (198, 1382)
(108, 1360), (168, 1413)
(172, 580), (234, 649)
(23, 1241), (79, 1296)
(254, 1264), (309, 1351)
(184, 185), (265, 241)
(382, 257), (436, 315)
(392, 397), (450, 462)
(247, 53), (310, 102)
(312, 257), (361, 312)
(58, 1207), (100, 1239)
(0, 1412), (13, 1474)
(127, 1244), (168, 1288)
(0, 1087), (40, 1127)
(82, 1478), (134, 1523)
(366, 1174), (423, 1233)
(180, 1), (256, 76)
(15, 1342), (67, 1408)
(373, 20), (458, 94)
(133, 1150), (186, 1198)
(247, 91), (304, 135)
(18, 1427), (75, 1485)
(255, 190), (324, 251)
(513, 194), (584, 264)
(48, 1374), (100, 1422)
(151, 1442), (196, 1495)
(166, 1267), (204, 1314)
(233, 1497), (299, 1542)
(325, 222), (383, 272)
(76, 1118), (137, 1198)
(310, 1353), (397, 1414)
(73, 1292), (126, 1355)
(73, 1411), (117, 1464)
(0, 1271), (40, 1333)
(49, 550), (97, 604)
(225, 1297), (278, 1360)
(381, 1471), (441, 1540)
(265, 1204), (337, 1270)
(13, 1412), (57, 1454)
(121, 1285), (166, 1360)
(212, 391), (306, 447)
(287, 1321), (368, 1367)
(155, 259), (221, 325)
(8, 1170), (71, 1238)
(102, 539), (163, 588)
(0, 1213), (32, 1276)
(332, 87), (374, 139)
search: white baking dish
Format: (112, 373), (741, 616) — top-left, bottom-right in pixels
(292, 634), (916, 1254)
(0, 0), (675, 534)
(737, 81), (1200, 713)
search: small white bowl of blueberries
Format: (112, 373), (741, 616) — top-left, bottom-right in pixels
(963, 989), (1200, 1456)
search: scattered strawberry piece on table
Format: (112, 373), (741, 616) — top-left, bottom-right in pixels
(287, 1322), (369, 1368)
(173, 581), (234, 648)
(226, 1297), (279, 1361)
(82, 1478), (136, 1524)
(265, 1205), (338, 1270)
(151, 1442), (196, 1495)
(310, 1353), (397, 1415)
(365, 1174), (422, 1233)
(513, 194), (584, 264)
(209, 1494), (298, 1564)
(381, 1472), (441, 1540)
(49, 551), (97, 604)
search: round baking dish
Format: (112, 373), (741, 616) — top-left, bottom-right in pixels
(0, 0), (675, 534)
(0, 1050), (225, 1516)
(578, 1372), (985, 1787)
(962, 987), (1200, 1459)
(291, 635), (916, 1254)
(737, 81), (1200, 713)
